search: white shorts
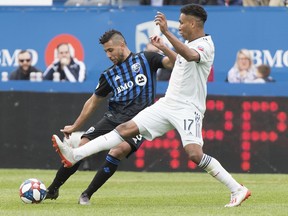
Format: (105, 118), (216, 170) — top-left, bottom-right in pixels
(132, 97), (204, 147)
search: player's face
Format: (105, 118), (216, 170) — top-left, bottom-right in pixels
(18, 52), (32, 71)
(178, 14), (193, 40)
(103, 40), (125, 65)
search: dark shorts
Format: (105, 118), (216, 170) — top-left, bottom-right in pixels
(81, 117), (144, 158)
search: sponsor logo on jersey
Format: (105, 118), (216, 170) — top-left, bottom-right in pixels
(116, 74), (148, 94)
(115, 75), (121, 81)
(116, 81), (134, 94)
(135, 74), (147, 86)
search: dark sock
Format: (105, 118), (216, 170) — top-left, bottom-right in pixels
(47, 161), (82, 193)
(83, 154), (120, 198)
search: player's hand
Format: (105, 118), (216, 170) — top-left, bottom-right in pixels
(150, 35), (165, 50)
(154, 11), (168, 34)
(60, 125), (74, 139)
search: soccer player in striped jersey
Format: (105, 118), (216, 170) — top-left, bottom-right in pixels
(53, 5), (251, 207)
(46, 29), (176, 204)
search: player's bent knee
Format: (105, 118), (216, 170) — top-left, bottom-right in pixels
(116, 121), (139, 138)
(109, 143), (131, 160)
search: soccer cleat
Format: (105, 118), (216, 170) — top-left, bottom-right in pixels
(52, 134), (76, 168)
(78, 193), (91, 205)
(45, 189), (59, 200)
(225, 185), (251, 207)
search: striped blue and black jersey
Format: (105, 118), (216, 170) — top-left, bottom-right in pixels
(95, 51), (165, 123)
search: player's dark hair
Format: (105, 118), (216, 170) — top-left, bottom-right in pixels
(99, 29), (127, 45)
(180, 4), (207, 23)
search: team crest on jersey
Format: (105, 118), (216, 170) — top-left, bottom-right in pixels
(131, 63), (141, 73)
(197, 45), (204, 52)
(135, 74), (147, 86)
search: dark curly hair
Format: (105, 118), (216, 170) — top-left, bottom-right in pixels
(180, 4), (207, 23)
(99, 29), (127, 45)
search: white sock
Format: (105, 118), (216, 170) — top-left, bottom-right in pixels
(199, 154), (241, 193)
(73, 129), (124, 161)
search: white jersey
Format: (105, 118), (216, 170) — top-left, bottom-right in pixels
(163, 35), (215, 114)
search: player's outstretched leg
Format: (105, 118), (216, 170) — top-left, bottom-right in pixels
(79, 193), (91, 205)
(78, 154), (121, 205)
(45, 188), (59, 200)
(52, 134), (76, 167)
(44, 162), (82, 200)
(196, 153), (251, 207)
(225, 185), (251, 207)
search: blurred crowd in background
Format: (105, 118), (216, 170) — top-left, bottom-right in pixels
(57, 0), (287, 7)
(0, 0), (284, 83)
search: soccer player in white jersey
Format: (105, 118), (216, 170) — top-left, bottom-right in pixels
(52, 4), (251, 207)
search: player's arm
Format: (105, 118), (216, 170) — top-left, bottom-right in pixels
(61, 94), (105, 138)
(164, 30), (200, 62)
(154, 11), (200, 62)
(160, 50), (176, 70)
(150, 35), (176, 70)
(61, 73), (111, 138)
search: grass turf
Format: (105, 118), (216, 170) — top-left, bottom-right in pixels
(0, 169), (288, 216)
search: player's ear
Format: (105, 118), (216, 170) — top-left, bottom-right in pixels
(120, 42), (125, 48)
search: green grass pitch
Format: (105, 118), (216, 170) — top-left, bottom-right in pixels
(1, 169), (288, 216)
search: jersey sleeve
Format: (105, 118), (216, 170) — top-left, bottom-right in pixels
(143, 51), (165, 73)
(191, 39), (214, 64)
(94, 73), (112, 97)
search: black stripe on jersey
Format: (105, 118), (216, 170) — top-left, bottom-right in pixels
(124, 54), (138, 102)
(122, 55), (135, 102)
(139, 52), (155, 104)
(103, 66), (118, 99)
(104, 54), (137, 103)
(126, 53), (152, 106)
(115, 63), (127, 101)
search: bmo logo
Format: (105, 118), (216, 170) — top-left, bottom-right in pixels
(0, 34), (84, 70)
(45, 34), (84, 66)
(0, 49), (38, 67)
